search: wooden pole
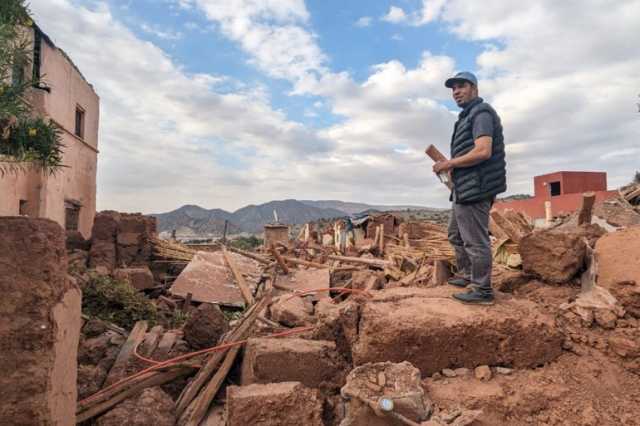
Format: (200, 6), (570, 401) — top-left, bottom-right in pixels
(577, 192), (596, 226)
(222, 220), (228, 244)
(378, 225), (385, 255)
(269, 244), (290, 275)
(222, 246), (255, 306)
(225, 245), (271, 264)
(432, 260), (452, 286)
(327, 254), (391, 268)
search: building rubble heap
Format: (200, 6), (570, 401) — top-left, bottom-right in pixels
(3, 185), (640, 425)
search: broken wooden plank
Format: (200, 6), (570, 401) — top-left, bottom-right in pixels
(103, 321), (148, 386)
(225, 245), (271, 264)
(378, 225), (385, 254)
(327, 254), (391, 268)
(81, 314), (127, 336)
(577, 192), (596, 226)
(139, 325), (164, 357)
(269, 244), (290, 275)
(181, 345), (242, 426)
(223, 246), (255, 306)
(77, 365), (195, 423)
(175, 295), (270, 418)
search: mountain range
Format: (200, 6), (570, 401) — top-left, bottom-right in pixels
(151, 199), (434, 236)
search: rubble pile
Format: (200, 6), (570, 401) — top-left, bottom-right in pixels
(4, 188), (640, 425)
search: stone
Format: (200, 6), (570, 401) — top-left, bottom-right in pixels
(241, 337), (347, 391)
(352, 287), (563, 375)
(595, 226), (640, 317)
(182, 303), (229, 350)
(95, 387), (175, 426)
(608, 334), (640, 358)
(496, 367), (513, 375)
(442, 368), (457, 378)
(340, 361), (430, 426)
(226, 382), (324, 426)
(113, 266), (154, 290)
(269, 294), (314, 327)
(520, 228), (587, 283)
(0, 217), (82, 425)
(594, 309), (618, 329)
(454, 367), (470, 376)
(474, 365), (492, 381)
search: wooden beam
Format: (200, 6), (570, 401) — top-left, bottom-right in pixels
(225, 245), (271, 264)
(77, 366), (195, 423)
(175, 295), (270, 418)
(222, 246), (255, 306)
(103, 321), (148, 386)
(181, 345), (242, 426)
(269, 244), (290, 275)
(577, 192), (596, 226)
(378, 225), (385, 254)
(327, 254), (391, 268)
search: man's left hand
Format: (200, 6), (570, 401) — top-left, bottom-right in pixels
(433, 160), (453, 174)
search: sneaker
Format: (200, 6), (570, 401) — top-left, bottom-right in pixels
(447, 277), (471, 288)
(452, 290), (495, 305)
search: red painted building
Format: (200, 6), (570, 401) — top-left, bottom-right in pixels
(493, 171), (617, 221)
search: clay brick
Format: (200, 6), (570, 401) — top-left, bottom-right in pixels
(352, 287), (563, 375)
(113, 266), (154, 290)
(0, 217), (82, 425)
(242, 337), (347, 391)
(226, 382), (323, 426)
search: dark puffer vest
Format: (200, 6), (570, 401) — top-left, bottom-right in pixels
(450, 97), (506, 204)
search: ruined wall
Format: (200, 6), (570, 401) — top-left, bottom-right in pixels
(0, 217), (81, 425)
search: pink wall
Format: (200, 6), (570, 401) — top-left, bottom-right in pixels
(534, 171), (607, 197)
(0, 27), (99, 237)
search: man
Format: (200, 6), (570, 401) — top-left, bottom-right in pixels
(433, 71), (506, 305)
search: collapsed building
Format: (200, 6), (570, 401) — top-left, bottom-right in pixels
(2, 179), (640, 425)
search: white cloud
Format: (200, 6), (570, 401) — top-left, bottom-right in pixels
(354, 16), (372, 27)
(391, 33), (403, 41)
(140, 22), (183, 40)
(381, 6), (408, 24)
(191, 0), (327, 89)
(29, 0), (332, 212)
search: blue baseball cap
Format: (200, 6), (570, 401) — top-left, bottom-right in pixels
(445, 71), (478, 88)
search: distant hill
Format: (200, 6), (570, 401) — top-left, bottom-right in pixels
(299, 200), (430, 215)
(151, 200), (346, 236)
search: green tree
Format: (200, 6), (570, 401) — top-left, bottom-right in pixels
(0, 0), (64, 176)
(634, 171), (640, 184)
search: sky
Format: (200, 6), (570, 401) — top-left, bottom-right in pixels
(29, 0), (640, 213)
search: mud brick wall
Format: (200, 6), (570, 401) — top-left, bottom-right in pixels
(89, 211), (157, 270)
(0, 217), (81, 426)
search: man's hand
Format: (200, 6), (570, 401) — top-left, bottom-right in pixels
(433, 160), (453, 174)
